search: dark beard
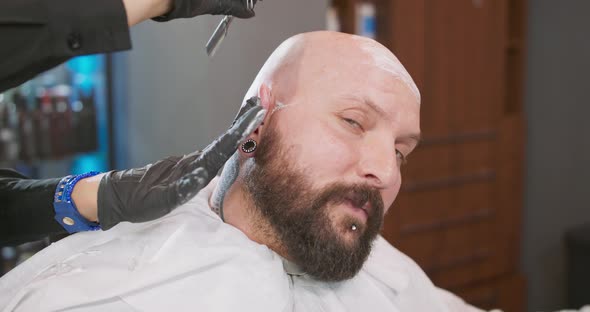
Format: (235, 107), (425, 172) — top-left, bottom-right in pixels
(243, 122), (384, 282)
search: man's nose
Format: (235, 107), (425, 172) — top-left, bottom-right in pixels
(356, 139), (400, 189)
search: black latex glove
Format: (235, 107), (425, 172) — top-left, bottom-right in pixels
(153, 0), (257, 21)
(97, 98), (264, 230)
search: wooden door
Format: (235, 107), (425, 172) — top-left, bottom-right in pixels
(376, 0), (527, 310)
(321, 0), (529, 310)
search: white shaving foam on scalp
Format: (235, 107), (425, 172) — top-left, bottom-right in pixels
(353, 37), (421, 104)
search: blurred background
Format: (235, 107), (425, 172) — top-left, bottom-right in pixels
(1, 0), (589, 311)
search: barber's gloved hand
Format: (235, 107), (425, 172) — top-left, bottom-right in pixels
(154, 0), (257, 22)
(96, 98), (265, 230)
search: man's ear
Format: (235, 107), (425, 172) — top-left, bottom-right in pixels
(239, 83), (275, 158)
(259, 83), (276, 122)
(253, 83), (276, 136)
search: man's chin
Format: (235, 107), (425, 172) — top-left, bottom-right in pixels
(292, 231), (373, 282)
(333, 229), (364, 251)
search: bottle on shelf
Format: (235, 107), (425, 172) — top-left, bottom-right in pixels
(72, 89), (98, 153)
(13, 89), (36, 162)
(355, 0), (377, 39)
(326, 1), (342, 32)
(50, 84), (73, 158)
(33, 85), (53, 160)
(0, 91), (20, 162)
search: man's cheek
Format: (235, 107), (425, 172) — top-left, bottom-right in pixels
(308, 123), (357, 169)
(383, 183), (401, 214)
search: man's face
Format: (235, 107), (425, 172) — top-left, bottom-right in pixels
(244, 50), (421, 281)
(245, 119), (385, 281)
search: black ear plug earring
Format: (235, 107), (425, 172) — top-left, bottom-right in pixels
(241, 139), (257, 153)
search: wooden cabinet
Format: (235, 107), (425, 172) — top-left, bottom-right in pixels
(328, 0), (527, 310)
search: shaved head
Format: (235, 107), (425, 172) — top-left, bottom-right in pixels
(243, 31), (420, 108)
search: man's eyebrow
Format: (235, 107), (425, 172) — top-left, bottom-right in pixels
(340, 95), (388, 118)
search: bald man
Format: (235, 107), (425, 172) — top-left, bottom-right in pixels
(0, 31), (485, 312)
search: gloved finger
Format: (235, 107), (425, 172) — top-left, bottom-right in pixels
(171, 105), (267, 204)
(220, 0), (257, 18)
(173, 167), (210, 206)
(230, 96), (261, 128)
(165, 97), (261, 184)
(198, 103), (266, 171)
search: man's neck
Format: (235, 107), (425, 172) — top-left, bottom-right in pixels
(212, 181), (290, 259)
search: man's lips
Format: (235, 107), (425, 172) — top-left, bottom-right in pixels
(360, 201), (372, 217)
(346, 192), (373, 214)
(340, 199), (371, 222)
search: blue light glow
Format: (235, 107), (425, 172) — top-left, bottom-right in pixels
(67, 54), (110, 175)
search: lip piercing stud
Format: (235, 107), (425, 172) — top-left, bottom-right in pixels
(351, 224), (358, 231)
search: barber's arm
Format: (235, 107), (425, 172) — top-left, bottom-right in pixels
(0, 98), (265, 245)
(0, 170), (64, 246)
(0, 0), (256, 92)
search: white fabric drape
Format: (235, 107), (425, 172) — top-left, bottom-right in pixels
(0, 179), (483, 312)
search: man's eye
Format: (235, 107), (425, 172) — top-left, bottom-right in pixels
(343, 118), (363, 130)
(396, 150), (407, 166)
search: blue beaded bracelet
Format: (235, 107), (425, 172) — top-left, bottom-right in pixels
(53, 171), (102, 233)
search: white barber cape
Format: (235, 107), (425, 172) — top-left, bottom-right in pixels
(0, 179), (484, 312)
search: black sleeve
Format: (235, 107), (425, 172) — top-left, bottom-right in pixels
(0, 169), (66, 246)
(0, 0), (132, 92)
